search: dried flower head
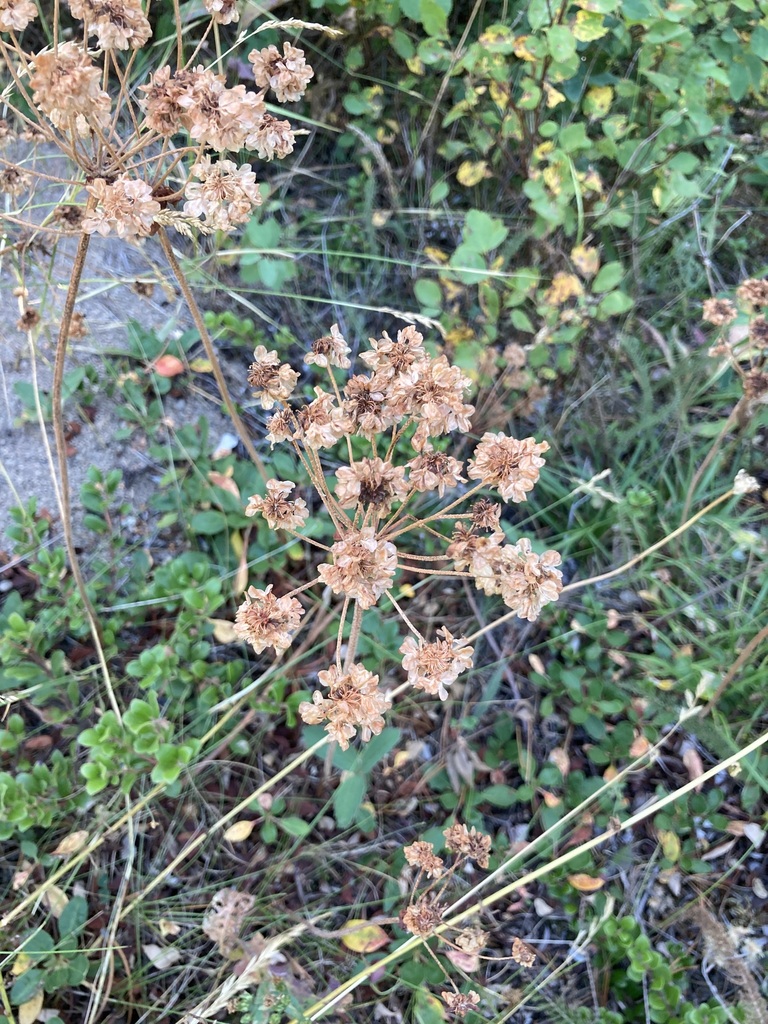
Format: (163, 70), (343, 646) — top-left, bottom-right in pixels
(0, 0), (37, 31)
(441, 991), (480, 1017)
(406, 356), (474, 450)
(455, 927), (488, 955)
(511, 936), (537, 967)
(318, 527), (397, 609)
(248, 346), (299, 409)
(743, 368), (768, 403)
(748, 314), (768, 348)
(30, 42), (111, 134)
(248, 43), (314, 103)
(183, 156), (262, 232)
(297, 387), (350, 448)
(82, 177), (161, 239)
(245, 479), (308, 530)
(737, 278), (768, 307)
(470, 498), (502, 532)
(702, 298), (738, 326)
(305, 324), (351, 369)
(203, 0), (238, 23)
(443, 824), (492, 868)
(343, 373), (394, 438)
(733, 469), (760, 495)
(234, 584), (304, 654)
(68, 0), (151, 49)
(361, 325), (427, 380)
(403, 841), (444, 878)
(245, 114), (296, 162)
(177, 69), (265, 151)
(402, 894), (444, 938)
(0, 167), (30, 195)
(468, 433), (549, 502)
(335, 457), (408, 512)
(17, 308), (40, 331)
(265, 409), (295, 446)
(298, 663), (390, 749)
(400, 627), (474, 701)
(497, 539), (563, 621)
(407, 447), (465, 497)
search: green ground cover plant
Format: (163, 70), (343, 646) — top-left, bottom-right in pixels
(0, 0), (766, 1022)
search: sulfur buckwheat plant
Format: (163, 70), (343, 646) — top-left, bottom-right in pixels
(236, 323), (563, 749)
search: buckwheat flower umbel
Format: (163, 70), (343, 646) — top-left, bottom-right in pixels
(82, 177), (161, 239)
(139, 66), (196, 136)
(30, 42), (111, 134)
(403, 841), (444, 878)
(305, 324), (352, 370)
(298, 663), (390, 749)
(177, 70), (265, 151)
(441, 991), (480, 1018)
(455, 928), (488, 955)
(248, 42), (314, 103)
(470, 498), (502, 532)
(748, 314), (768, 348)
(265, 409), (295, 446)
(245, 480), (308, 530)
(335, 457), (408, 512)
(235, 584), (304, 654)
(297, 387), (350, 448)
(400, 627), (474, 700)
(0, 167), (30, 195)
(343, 373), (395, 438)
(407, 447), (465, 497)
(446, 523), (504, 582)
(403, 356), (474, 449)
(245, 114), (296, 162)
(0, 0), (37, 31)
(183, 157), (262, 232)
(68, 0), (151, 49)
(402, 895), (443, 938)
(497, 539), (563, 621)
(318, 526), (397, 609)
(361, 325), (427, 381)
(203, 0), (238, 23)
(248, 346), (299, 409)
(702, 298), (738, 326)
(468, 433), (549, 502)
(737, 278), (768, 307)
(443, 824), (492, 868)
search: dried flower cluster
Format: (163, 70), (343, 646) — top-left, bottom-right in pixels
(234, 324), (562, 749)
(703, 280), (768, 429)
(399, 824), (535, 1017)
(1, 4), (315, 239)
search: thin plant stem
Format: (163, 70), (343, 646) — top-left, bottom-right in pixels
(679, 408), (738, 528)
(702, 621), (768, 717)
(52, 230), (123, 723)
(158, 228), (267, 480)
(344, 601), (363, 669)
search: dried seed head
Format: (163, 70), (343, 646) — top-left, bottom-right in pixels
(265, 408), (295, 446)
(245, 114), (296, 162)
(82, 177), (161, 239)
(298, 663), (390, 749)
(30, 42), (111, 135)
(297, 387), (349, 448)
(455, 927), (488, 955)
(183, 156), (262, 233)
(702, 298), (738, 326)
(468, 433), (549, 503)
(0, 167), (30, 195)
(407, 447), (465, 497)
(68, 0), (151, 49)
(400, 627), (474, 701)
(234, 584), (304, 654)
(496, 539), (563, 621)
(203, 0), (238, 23)
(343, 373), (395, 439)
(737, 278), (768, 307)
(248, 43), (314, 103)
(0, 0), (38, 32)
(318, 527), (397, 609)
(470, 498), (502, 532)
(335, 457), (408, 512)
(16, 308), (40, 331)
(748, 314), (768, 349)
(403, 841), (444, 878)
(441, 991), (480, 1017)
(443, 823), (492, 868)
(176, 68), (265, 151)
(743, 368), (768, 403)
(245, 479), (308, 530)
(361, 325), (427, 381)
(733, 469), (760, 495)
(305, 324), (351, 369)
(402, 894), (444, 938)
(248, 346), (299, 409)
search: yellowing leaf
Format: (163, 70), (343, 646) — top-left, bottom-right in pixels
(584, 85), (614, 119)
(208, 618), (239, 644)
(423, 246), (449, 265)
(12, 953), (31, 975)
(18, 991), (44, 1024)
(657, 829), (681, 862)
(43, 884), (69, 918)
(629, 733), (651, 758)
(52, 830), (89, 856)
(571, 244), (600, 277)
(405, 55), (425, 75)
(456, 160), (491, 187)
(513, 35), (537, 60)
(489, 80), (510, 109)
(341, 920), (389, 953)
(544, 272), (583, 306)
(152, 354), (185, 377)
(544, 82), (566, 108)
(567, 873), (605, 892)
(189, 357), (213, 373)
(223, 820), (257, 843)
(573, 10), (609, 41)
(159, 917), (181, 937)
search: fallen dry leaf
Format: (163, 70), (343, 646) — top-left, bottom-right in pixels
(18, 991), (44, 1024)
(143, 944), (183, 970)
(681, 744), (705, 791)
(223, 820), (257, 843)
(446, 947), (480, 972)
(208, 469), (240, 499)
(567, 873), (605, 893)
(159, 918), (181, 938)
(208, 618), (240, 644)
(153, 354), (185, 377)
(42, 884), (69, 918)
(52, 830), (89, 856)
(340, 920), (389, 954)
(202, 888), (255, 958)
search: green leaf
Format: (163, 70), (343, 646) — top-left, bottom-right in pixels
(559, 122), (591, 153)
(546, 25), (576, 62)
(464, 209), (509, 252)
(20, 930), (55, 960)
(480, 784), (519, 807)
(277, 815), (312, 838)
(58, 895), (88, 937)
(189, 510), (228, 535)
(447, 243), (487, 284)
(596, 291), (634, 318)
(592, 261), (624, 293)
(11, 969), (44, 1006)
(414, 279), (443, 308)
(729, 62), (750, 101)
(334, 773), (367, 828)
(420, 0), (448, 36)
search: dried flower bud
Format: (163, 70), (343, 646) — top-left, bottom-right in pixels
(401, 895), (443, 937)
(441, 992), (481, 1018)
(702, 298), (738, 326)
(335, 457), (408, 512)
(30, 42), (111, 135)
(407, 447), (465, 497)
(318, 527), (397, 609)
(68, 0), (151, 49)
(0, 167), (30, 195)
(443, 823), (492, 868)
(234, 584), (304, 654)
(245, 114), (296, 162)
(248, 42), (314, 103)
(468, 433), (549, 503)
(400, 627), (474, 701)
(361, 326), (427, 380)
(247, 346), (299, 409)
(403, 841), (444, 878)
(748, 314), (768, 349)
(298, 663), (390, 749)
(495, 539), (563, 621)
(203, 0), (238, 23)
(737, 278), (768, 307)
(305, 324), (351, 369)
